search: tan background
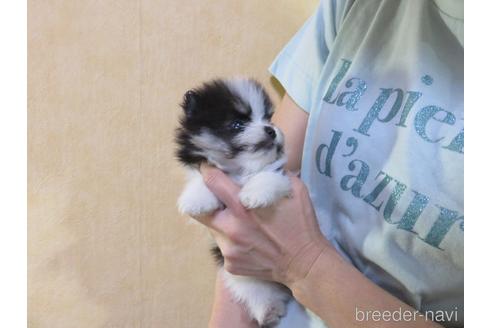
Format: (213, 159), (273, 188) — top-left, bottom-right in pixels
(28, 1), (317, 327)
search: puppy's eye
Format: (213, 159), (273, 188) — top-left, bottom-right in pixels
(230, 120), (245, 130)
(263, 112), (273, 120)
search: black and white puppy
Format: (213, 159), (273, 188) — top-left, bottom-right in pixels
(175, 78), (292, 327)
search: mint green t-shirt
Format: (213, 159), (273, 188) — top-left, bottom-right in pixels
(269, 0), (463, 327)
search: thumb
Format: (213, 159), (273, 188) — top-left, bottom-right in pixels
(200, 164), (248, 217)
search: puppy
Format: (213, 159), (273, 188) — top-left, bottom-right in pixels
(175, 78), (292, 327)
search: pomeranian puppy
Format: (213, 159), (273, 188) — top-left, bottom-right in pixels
(175, 78), (292, 326)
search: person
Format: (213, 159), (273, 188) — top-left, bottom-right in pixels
(196, 0), (463, 327)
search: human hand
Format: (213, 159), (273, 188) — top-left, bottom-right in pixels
(196, 164), (332, 288)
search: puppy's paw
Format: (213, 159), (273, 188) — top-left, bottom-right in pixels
(178, 178), (221, 217)
(239, 186), (275, 209)
(239, 172), (291, 209)
(178, 194), (221, 217)
(258, 300), (287, 328)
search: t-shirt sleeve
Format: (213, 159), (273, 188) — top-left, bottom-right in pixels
(269, 0), (352, 113)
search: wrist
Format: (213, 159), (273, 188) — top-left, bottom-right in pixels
(282, 237), (333, 288)
(287, 241), (340, 305)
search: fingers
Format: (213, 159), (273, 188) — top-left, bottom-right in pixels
(193, 208), (243, 238)
(288, 175), (308, 197)
(285, 171), (307, 198)
(200, 164), (249, 217)
(286, 170), (300, 178)
(205, 209), (235, 234)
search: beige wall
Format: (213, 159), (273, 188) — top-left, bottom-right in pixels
(28, 1), (317, 327)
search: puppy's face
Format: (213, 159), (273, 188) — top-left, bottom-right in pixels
(176, 78), (285, 174)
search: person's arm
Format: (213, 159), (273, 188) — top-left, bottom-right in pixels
(272, 93), (309, 172)
(207, 93), (308, 327)
(288, 240), (442, 327)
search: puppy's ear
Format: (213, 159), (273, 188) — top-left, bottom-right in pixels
(182, 90), (197, 118)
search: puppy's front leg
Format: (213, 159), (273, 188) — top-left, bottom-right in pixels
(178, 169), (222, 217)
(239, 171), (291, 209)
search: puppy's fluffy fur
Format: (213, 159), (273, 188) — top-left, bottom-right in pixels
(175, 78), (291, 326)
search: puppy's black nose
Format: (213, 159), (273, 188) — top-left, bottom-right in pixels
(264, 126), (276, 139)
